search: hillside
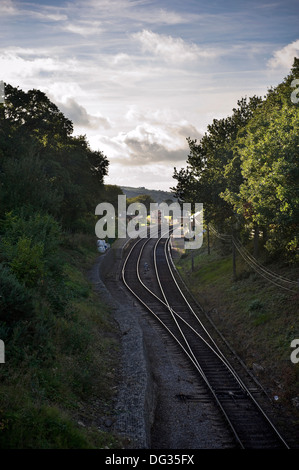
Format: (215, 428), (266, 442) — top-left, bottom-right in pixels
(120, 186), (176, 203)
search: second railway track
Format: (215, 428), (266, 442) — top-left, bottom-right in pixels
(121, 229), (290, 449)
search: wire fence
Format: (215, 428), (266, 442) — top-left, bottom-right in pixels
(209, 224), (298, 294)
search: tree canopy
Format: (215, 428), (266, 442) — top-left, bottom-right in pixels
(0, 83), (112, 320)
(172, 58), (299, 261)
(0, 84), (109, 230)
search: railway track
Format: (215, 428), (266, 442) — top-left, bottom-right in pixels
(121, 229), (290, 449)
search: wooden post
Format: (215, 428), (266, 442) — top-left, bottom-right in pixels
(207, 224), (210, 255)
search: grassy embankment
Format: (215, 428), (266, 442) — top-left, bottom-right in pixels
(174, 231), (299, 435)
(0, 233), (121, 449)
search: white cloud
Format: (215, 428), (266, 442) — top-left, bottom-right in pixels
(30, 11), (68, 22)
(141, 8), (194, 25)
(64, 20), (103, 37)
(0, 49), (78, 83)
(95, 116), (202, 167)
(0, 1), (67, 21)
(111, 53), (132, 65)
(0, 0), (17, 15)
(71, 0), (198, 26)
(132, 29), (219, 64)
(2, 0), (298, 192)
(55, 97), (111, 130)
(267, 39), (299, 70)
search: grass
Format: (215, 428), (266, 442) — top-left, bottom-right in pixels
(175, 232), (299, 444)
(0, 233), (122, 449)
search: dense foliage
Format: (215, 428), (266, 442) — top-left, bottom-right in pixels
(172, 59), (299, 261)
(0, 83), (112, 330)
(0, 84), (109, 230)
(0, 85), (122, 448)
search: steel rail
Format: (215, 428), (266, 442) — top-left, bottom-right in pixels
(163, 235), (290, 449)
(121, 231), (290, 449)
(122, 233), (245, 448)
(137, 234), (248, 394)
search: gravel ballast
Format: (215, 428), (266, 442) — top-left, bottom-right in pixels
(89, 239), (236, 449)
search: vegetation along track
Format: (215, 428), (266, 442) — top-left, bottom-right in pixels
(121, 228), (290, 449)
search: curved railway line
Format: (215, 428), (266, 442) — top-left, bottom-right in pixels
(121, 228), (290, 449)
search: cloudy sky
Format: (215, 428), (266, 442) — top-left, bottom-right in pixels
(1, 0), (299, 191)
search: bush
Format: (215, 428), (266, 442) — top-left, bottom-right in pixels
(248, 299), (264, 312)
(0, 210), (67, 308)
(0, 405), (90, 449)
(0, 210), (62, 266)
(9, 237), (45, 288)
(0, 264), (33, 323)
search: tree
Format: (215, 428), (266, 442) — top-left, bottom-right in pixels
(221, 58), (299, 260)
(172, 59), (299, 261)
(172, 96), (262, 230)
(226, 98), (298, 258)
(98, 184), (124, 207)
(126, 194), (156, 213)
(0, 84), (109, 229)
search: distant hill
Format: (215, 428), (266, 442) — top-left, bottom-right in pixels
(120, 186), (176, 203)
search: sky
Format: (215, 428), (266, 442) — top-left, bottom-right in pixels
(1, 0), (299, 191)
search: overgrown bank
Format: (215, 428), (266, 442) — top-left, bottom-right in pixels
(0, 232), (122, 449)
(0, 84), (126, 448)
(174, 232), (299, 447)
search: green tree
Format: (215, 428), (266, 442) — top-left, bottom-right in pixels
(221, 58), (299, 260)
(127, 194), (156, 213)
(0, 84), (109, 229)
(172, 96), (262, 230)
(98, 184), (124, 207)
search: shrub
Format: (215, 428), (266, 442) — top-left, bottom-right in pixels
(0, 211), (66, 307)
(248, 299), (264, 312)
(0, 405), (90, 449)
(0, 264), (33, 323)
(9, 237), (45, 288)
